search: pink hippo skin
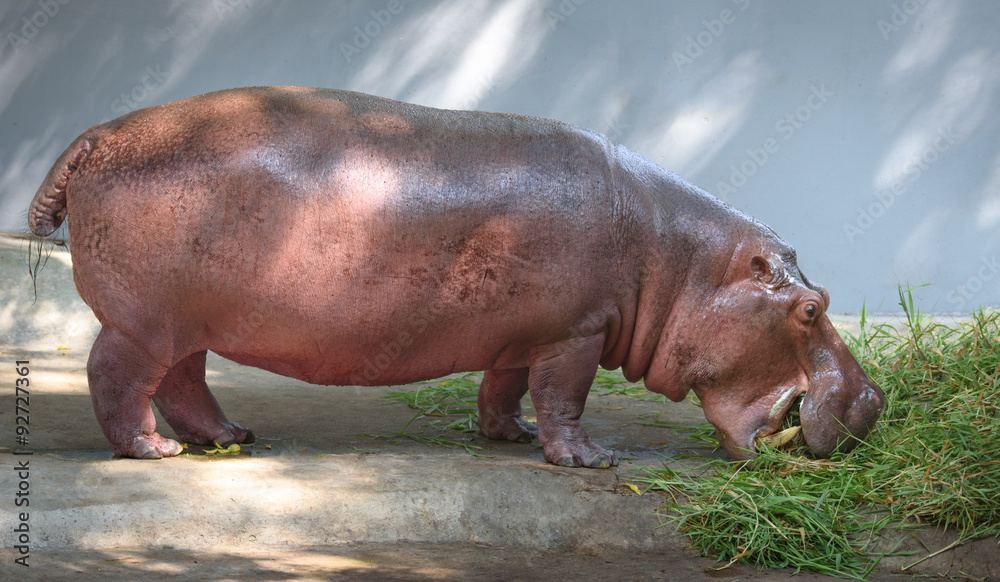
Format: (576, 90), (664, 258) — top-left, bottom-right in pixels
(28, 87), (884, 464)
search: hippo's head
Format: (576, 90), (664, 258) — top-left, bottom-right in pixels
(649, 226), (884, 460)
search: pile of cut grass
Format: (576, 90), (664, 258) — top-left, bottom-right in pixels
(641, 293), (1000, 578)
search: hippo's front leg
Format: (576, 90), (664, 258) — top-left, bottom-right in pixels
(527, 334), (617, 469)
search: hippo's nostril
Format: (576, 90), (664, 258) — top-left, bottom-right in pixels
(871, 385), (886, 410)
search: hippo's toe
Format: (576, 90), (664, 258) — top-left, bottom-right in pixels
(545, 441), (617, 469)
(589, 452), (616, 469)
(553, 454), (581, 468)
(175, 421), (255, 448)
(211, 422), (255, 447)
(117, 433), (183, 459)
(480, 415), (538, 443)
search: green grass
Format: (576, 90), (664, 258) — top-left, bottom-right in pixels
(371, 368), (668, 454)
(360, 372), (486, 455)
(592, 368), (668, 402)
(640, 292), (1000, 578)
(372, 296), (999, 577)
(383, 372), (482, 434)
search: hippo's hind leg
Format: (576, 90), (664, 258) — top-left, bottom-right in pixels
(478, 368), (537, 443)
(87, 326), (183, 459)
(152, 351), (254, 447)
(527, 334), (617, 469)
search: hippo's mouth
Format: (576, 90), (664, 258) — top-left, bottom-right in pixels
(753, 389), (807, 451)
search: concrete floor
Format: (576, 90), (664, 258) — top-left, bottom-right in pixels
(1, 234), (996, 581)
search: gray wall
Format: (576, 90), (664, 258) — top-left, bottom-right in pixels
(1, 0), (997, 313)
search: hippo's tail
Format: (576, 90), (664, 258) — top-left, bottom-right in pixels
(28, 134), (95, 237)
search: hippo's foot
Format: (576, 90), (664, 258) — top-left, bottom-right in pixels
(175, 421), (256, 447)
(479, 414), (538, 443)
(152, 350), (255, 448)
(114, 432), (184, 459)
(527, 334), (617, 469)
(543, 438), (618, 469)
(88, 326), (194, 459)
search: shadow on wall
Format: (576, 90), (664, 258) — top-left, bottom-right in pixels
(0, 0), (997, 311)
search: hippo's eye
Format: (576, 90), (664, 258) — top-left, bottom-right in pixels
(800, 302), (821, 324)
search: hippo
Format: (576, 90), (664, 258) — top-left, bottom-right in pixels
(28, 87), (884, 465)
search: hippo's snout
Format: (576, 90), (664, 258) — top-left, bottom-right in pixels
(800, 377), (884, 457)
(793, 316), (886, 458)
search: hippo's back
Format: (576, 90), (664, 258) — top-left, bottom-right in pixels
(62, 87), (633, 384)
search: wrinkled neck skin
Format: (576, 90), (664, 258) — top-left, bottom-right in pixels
(612, 152), (884, 459)
(614, 147), (751, 394)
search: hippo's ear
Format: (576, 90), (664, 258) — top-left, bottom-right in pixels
(750, 256), (786, 288)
